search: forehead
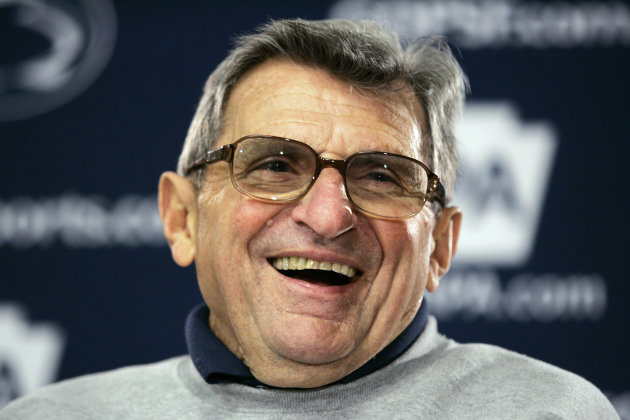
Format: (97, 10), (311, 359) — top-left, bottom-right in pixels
(220, 60), (425, 159)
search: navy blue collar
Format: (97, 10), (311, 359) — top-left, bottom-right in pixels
(185, 300), (429, 387)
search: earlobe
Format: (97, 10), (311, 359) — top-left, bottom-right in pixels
(426, 207), (462, 292)
(158, 172), (197, 267)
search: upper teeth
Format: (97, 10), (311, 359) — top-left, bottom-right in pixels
(272, 257), (357, 278)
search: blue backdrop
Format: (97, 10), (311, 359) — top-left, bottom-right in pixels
(1, 0), (629, 416)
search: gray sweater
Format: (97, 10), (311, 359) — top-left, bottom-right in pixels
(1, 317), (618, 419)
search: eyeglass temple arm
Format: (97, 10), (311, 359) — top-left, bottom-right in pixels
(184, 144), (234, 175)
(428, 178), (446, 208)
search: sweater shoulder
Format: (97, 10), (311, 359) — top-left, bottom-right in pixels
(401, 340), (618, 419)
(0, 356), (190, 419)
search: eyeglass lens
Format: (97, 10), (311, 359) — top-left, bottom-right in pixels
(231, 137), (429, 218)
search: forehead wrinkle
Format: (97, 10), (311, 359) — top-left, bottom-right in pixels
(253, 92), (419, 151)
(250, 119), (329, 142)
(281, 87), (423, 158)
(273, 86), (413, 129)
(242, 69), (414, 128)
(305, 78), (424, 156)
(251, 110), (416, 158)
(227, 60), (423, 158)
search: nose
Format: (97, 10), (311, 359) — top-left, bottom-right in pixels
(290, 168), (358, 239)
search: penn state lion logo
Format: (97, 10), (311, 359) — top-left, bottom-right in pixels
(0, 0), (116, 121)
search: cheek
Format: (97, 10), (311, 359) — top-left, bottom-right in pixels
(194, 187), (280, 309)
(371, 215), (433, 312)
(403, 216), (430, 259)
(197, 187), (274, 251)
(376, 217), (428, 270)
(402, 209), (435, 266)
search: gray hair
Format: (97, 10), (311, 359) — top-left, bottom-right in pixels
(177, 18), (468, 204)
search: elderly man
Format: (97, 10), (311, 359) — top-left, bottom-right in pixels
(2, 18), (618, 419)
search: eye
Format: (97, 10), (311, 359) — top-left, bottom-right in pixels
(356, 164), (404, 190)
(242, 156), (304, 182)
(253, 159), (292, 173)
(347, 155), (415, 196)
(365, 171), (399, 185)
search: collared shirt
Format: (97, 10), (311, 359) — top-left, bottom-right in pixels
(185, 300), (428, 387)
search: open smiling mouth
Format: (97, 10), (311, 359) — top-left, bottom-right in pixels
(269, 257), (361, 286)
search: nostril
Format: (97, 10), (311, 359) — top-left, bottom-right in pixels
(332, 205), (356, 237)
(290, 175), (358, 239)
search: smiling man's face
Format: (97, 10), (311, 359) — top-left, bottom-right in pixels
(159, 59), (461, 388)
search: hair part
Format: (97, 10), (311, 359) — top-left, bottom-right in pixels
(177, 18), (468, 204)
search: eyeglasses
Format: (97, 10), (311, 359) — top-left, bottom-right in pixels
(185, 135), (445, 219)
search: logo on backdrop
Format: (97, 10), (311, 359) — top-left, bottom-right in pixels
(0, 303), (65, 408)
(328, 0), (630, 48)
(428, 102), (607, 322)
(453, 102), (557, 267)
(0, 0), (117, 122)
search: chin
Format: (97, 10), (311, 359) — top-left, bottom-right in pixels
(263, 319), (360, 366)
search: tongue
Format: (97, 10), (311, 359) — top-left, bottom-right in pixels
(280, 269), (350, 286)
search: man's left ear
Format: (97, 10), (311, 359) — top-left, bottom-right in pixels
(426, 206), (462, 292)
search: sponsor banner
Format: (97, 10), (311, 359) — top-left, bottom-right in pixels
(329, 0), (630, 48)
(0, 194), (164, 248)
(432, 270), (607, 322)
(0, 0), (626, 413)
